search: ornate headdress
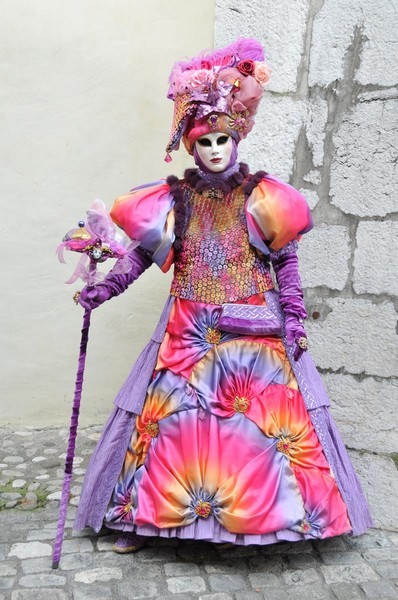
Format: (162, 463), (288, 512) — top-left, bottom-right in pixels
(165, 38), (271, 161)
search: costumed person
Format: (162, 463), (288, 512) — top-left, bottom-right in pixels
(73, 39), (373, 553)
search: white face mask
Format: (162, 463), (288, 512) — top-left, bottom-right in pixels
(195, 133), (233, 172)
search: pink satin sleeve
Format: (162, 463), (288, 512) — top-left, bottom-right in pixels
(246, 175), (313, 253)
(110, 181), (175, 270)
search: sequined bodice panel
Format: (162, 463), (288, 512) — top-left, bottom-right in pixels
(170, 183), (274, 304)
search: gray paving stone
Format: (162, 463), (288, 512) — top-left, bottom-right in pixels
(88, 546), (127, 563)
(286, 553), (321, 568)
(331, 582), (363, 600)
(9, 541), (52, 559)
(258, 591), (289, 600)
(286, 582), (333, 599)
(248, 556), (284, 573)
(204, 560), (249, 575)
(62, 538), (93, 554)
(74, 567), (122, 584)
(0, 564), (17, 577)
(3, 471), (25, 478)
(388, 532), (398, 546)
(0, 577), (15, 590)
(0, 493), (21, 502)
(321, 564), (379, 584)
(47, 491), (62, 501)
(164, 562), (200, 576)
(116, 579), (158, 600)
(320, 551), (365, 565)
(0, 531), (11, 544)
(373, 561), (398, 579)
(95, 534), (118, 552)
(209, 574), (247, 593)
(21, 556), (57, 574)
(0, 545), (9, 561)
(139, 546), (177, 562)
(18, 573), (67, 588)
(73, 585), (114, 600)
(362, 547), (398, 562)
(59, 552), (93, 571)
(198, 594), (234, 600)
(283, 568), (320, 586)
(26, 529), (57, 541)
(167, 576), (207, 594)
(155, 595), (196, 600)
(3, 457), (24, 464)
(12, 522), (39, 532)
(11, 591), (69, 600)
(248, 572), (280, 589)
(345, 531), (394, 550)
(360, 580), (398, 599)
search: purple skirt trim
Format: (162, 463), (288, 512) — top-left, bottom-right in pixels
(108, 517), (310, 546)
(310, 407), (374, 535)
(74, 407), (135, 532)
(74, 292), (373, 537)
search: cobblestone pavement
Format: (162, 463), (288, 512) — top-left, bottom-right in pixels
(0, 427), (397, 600)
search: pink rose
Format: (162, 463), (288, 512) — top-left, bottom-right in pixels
(189, 69), (215, 89)
(254, 62), (271, 86)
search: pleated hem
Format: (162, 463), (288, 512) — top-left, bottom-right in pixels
(102, 515), (352, 546)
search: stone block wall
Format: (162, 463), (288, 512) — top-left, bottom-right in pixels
(215, 0), (398, 530)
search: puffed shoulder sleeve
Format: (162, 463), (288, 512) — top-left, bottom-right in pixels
(110, 180), (175, 272)
(245, 174), (313, 254)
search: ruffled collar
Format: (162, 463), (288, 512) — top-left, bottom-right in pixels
(184, 162), (250, 194)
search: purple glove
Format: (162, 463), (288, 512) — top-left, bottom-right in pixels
(271, 241), (308, 361)
(78, 246), (152, 310)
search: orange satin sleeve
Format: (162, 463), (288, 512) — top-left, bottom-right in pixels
(246, 175), (313, 252)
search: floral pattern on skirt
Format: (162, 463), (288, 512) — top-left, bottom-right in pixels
(105, 295), (351, 540)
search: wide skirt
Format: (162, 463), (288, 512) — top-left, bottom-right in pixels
(74, 290), (374, 545)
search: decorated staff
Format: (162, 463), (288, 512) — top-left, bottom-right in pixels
(52, 200), (129, 569)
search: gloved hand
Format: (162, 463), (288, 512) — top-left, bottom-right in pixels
(271, 241), (308, 361)
(284, 314), (308, 361)
(76, 246), (152, 310)
(78, 285), (112, 310)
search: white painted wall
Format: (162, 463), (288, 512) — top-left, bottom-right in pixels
(1, 0), (215, 426)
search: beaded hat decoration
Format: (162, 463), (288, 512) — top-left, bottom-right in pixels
(165, 38), (271, 161)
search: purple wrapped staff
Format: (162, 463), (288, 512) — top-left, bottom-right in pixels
(52, 200), (129, 569)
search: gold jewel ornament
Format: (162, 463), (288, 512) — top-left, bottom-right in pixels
(194, 500), (212, 518)
(73, 291), (81, 305)
(233, 396), (250, 413)
(298, 337), (308, 350)
(144, 420), (160, 438)
(276, 436), (292, 456)
(205, 327), (222, 345)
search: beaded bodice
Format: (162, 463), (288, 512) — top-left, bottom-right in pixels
(170, 182), (274, 304)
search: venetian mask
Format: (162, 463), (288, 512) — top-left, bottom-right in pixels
(195, 133), (233, 172)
